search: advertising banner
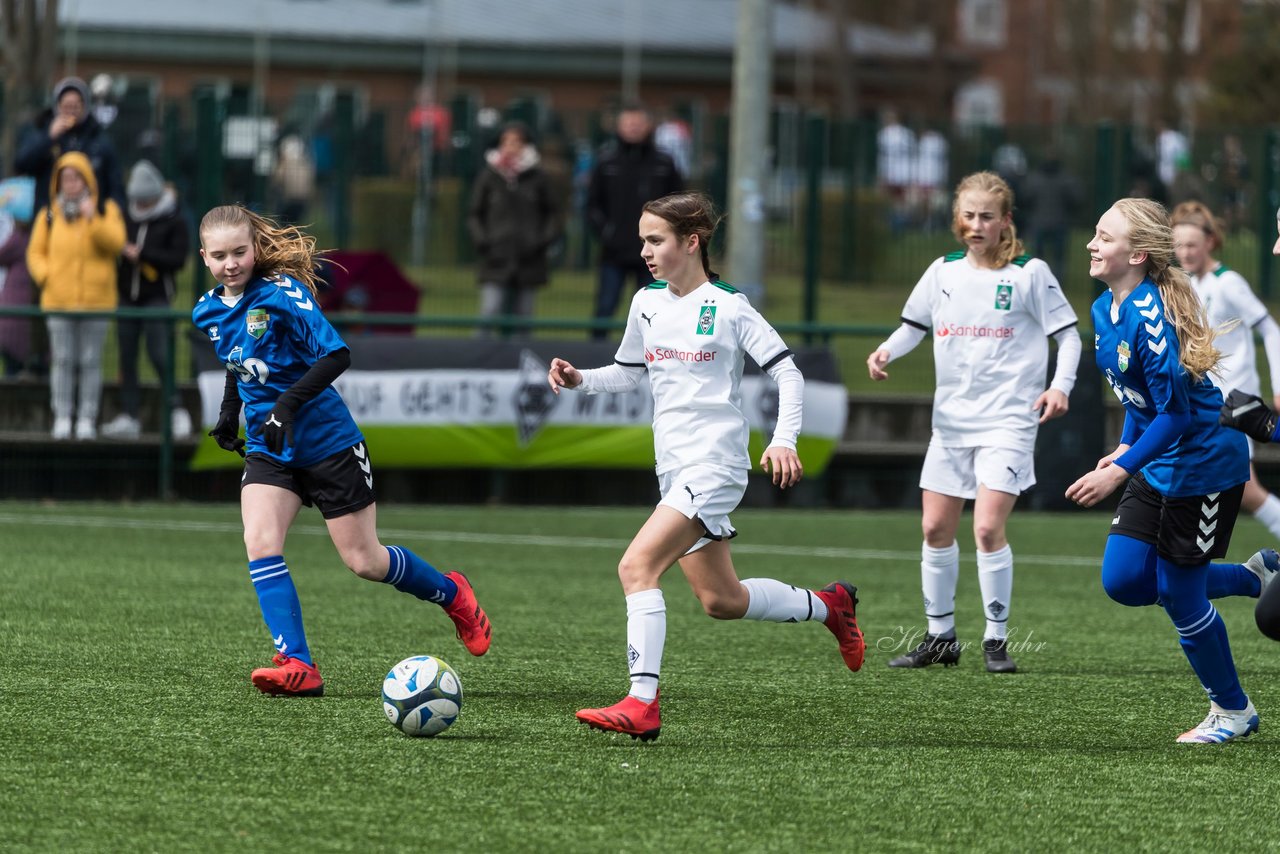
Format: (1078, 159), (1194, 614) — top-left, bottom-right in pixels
(193, 338), (847, 473)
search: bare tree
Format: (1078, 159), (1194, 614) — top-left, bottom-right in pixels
(1204, 3), (1280, 126)
(821, 0), (857, 118)
(1, 0), (61, 169)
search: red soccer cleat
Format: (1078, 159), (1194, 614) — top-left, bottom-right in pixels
(576, 693), (661, 742)
(816, 581), (865, 672)
(444, 571), (491, 656)
(250, 653), (325, 697)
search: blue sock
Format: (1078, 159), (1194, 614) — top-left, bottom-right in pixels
(1158, 557), (1248, 710)
(1100, 534), (1157, 607)
(1206, 562), (1262, 599)
(383, 545), (457, 606)
(248, 556), (312, 666)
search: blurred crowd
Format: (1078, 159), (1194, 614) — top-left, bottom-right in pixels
(0, 74), (1272, 442)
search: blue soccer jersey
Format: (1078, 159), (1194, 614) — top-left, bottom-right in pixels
(1092, 278), (1247, 497)
(192, 273), (363, 466)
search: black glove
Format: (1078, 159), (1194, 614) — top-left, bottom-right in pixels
(1219, 389), (1277, 444)
(262, 402), (297, 454)
(209, 411), (245, 457)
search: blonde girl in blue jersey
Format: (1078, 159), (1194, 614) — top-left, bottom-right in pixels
(1067, 197), (1275, 744)
(546, 192), (864, 741)
(195, 205), (491, 697)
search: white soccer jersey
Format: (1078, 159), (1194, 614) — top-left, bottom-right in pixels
(1191, 264), (1268, 397)
(901, 252), (1078, 450)
(613, 280), (795, 475)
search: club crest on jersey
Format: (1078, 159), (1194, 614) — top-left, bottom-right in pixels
(696, 305), (717, 335)
(994, 283), (1013, 311)
(1117, 340), (1130, 372)
(246, 309), (270, 339)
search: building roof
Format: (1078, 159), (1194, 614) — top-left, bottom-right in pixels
(65, 0), (933, 57)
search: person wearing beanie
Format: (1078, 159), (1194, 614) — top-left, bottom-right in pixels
(14, 74), (122, 211)
(102, 160), (192, 440)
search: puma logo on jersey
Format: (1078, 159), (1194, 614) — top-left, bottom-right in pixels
(684, 485), (702, 502)
(940, 288), (953, 299)
(641, 312), (657, 327)
(1006, 466), (1022, 480)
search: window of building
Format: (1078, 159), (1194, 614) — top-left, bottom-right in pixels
(958, 0), (1007, 48)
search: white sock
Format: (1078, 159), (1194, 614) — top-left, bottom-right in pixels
(741, 578), (827, 622)
(978, 545), (1014, 640)
(626, 589), (666, 702)
(922, 542), (960, 637)
(1254, 494), (1280, 541)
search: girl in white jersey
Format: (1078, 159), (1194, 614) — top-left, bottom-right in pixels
(867, 171), (1082, 673)
(1171, 201), (1280, 543)
(547, 192), (864, 741)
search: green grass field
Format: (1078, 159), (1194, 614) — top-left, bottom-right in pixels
(3, 501), (1279, 853)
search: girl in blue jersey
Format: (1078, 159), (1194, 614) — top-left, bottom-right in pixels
(193, 205), (491, 697)
(1066, 198), (1275, 744)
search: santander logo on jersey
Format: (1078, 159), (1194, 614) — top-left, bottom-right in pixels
(936, 323), (1014, 339)
(645, 345), (718, 363)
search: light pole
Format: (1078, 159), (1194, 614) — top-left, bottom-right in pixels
(726, 0), (772, 304)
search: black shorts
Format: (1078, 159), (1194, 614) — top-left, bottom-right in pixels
(1109, 471), (1244, 566)
(242, 441), (377, 519)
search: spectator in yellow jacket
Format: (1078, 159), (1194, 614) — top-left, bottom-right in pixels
(26, 150), (125, 440)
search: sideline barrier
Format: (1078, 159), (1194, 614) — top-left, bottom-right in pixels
(192, 336), (847, 474)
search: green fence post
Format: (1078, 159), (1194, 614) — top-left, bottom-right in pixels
(159, 309), (177, 499)
(1092, 122), (1116, 218)
(194, 89), (224, 218)
(802, 113), (827, 341)
(835, 118), (855, 283)
(1258, 128), (1279, 300)
(333, 93), (356, 247)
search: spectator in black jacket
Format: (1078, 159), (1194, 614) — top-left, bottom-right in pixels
(15, 76), (122, 211)
(466, 122), (563, 338)
(586, 104), (683, 339)
(102, 160), (192, 439)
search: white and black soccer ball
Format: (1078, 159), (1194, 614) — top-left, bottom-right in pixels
(382, 655), (463, 737)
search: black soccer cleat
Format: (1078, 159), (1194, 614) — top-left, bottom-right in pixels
(887, 633), (962, 668)
(982, 637), (1018, 673)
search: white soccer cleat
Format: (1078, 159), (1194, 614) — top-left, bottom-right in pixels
(51, 416), (72, 440)
(1244, 549), (1280, 598)
(171, 407), (193, 439)
(1176, 701), (1259, 744)
(101, 414), (141, 439)
(73, 416), (96, 441)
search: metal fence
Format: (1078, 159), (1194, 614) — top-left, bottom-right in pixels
(5, 87), (1280, 501)
(15, 88), (1274, 320)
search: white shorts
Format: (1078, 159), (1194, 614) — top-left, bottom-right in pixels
(919, 443), (1036, 499)
(657, 465), (746, 555)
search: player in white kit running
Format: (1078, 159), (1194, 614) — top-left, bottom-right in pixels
(867, 171), (1082, 673)
(548, 192), (864, 741)
(1171, 201), (1280, 543)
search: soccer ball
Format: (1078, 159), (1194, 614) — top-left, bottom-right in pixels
(381, 655), (463, 737)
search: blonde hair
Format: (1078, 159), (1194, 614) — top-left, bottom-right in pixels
(1170, 200), (1222, 251)
(1113, 197), (1220, 380)
(951, 171), (1024, 268)
(199, 205), (323, 297)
